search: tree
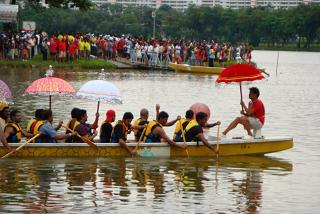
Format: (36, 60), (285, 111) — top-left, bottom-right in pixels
(25, 0), (92, 10)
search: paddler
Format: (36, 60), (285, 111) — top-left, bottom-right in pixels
(133, 108), (149, 141)
(4, 110), (35, 143)
(184, 112), (218, 154)
(73, 109), (98, 142)
(111, 112), (136, 155)
(65, 108), (81, 142)
(173, 109), (194, 142)
(222, 87), (265, 138)
(143, 111), (186, 149)
(36, 109), (72, 143)
(100, 109), (116, 143)
(26, 109), (44, 134)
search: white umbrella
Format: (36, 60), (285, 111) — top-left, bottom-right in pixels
(76, 71), (122, 114)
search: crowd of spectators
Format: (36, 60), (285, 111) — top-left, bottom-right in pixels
(0, 31), (253, 67)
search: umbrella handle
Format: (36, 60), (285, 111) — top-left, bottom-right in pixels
(96, 100), (100, 114)
(49, 95), (52, 110)
(240, 83), (244, 111)
(92, 100), (100, 131)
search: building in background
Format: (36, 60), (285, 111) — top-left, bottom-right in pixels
(91, 0), (320, 10)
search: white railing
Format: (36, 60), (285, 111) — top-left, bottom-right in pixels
(129, 49), (172, 69)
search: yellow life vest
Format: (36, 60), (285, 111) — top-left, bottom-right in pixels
(26, 118), (36, 133)
(5, 122), (22, 143)
(143, 120), (162, 142)
(66, 118), (80, 133)
(29, 120), (45, 135)
(185, 120), (200, 133)
(173, 118), (187, 139)
(133, 118), (142, 136)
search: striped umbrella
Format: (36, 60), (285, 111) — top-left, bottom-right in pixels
(24, 66), (75, 109)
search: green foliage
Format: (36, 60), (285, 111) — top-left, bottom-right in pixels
(25, 0), (92, 10)
(17, 4), (320, 48)
(0, 56), (115, 70)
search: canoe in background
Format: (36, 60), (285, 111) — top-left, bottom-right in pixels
(169, 63), (224, 74)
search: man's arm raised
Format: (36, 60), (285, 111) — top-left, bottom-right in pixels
(165, 116), (181, 127)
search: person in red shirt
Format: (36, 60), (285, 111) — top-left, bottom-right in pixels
(49, 37), (57, 61)
(58, 39), (66, 62)
(222, 87), (265, 137)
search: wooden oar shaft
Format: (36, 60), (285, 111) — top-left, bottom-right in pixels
(216, 124), (220, 158)
(96, 100), (100, 114)
(1, 133), (41, 159)
(179, 119), (189, 158)
(135, 127), (146, 151)
(62, 125), (97, 149)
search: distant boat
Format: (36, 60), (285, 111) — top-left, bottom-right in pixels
(1, 137), (293, 158)
(169, 63), (267, 75)
(169, 63), (225, 74)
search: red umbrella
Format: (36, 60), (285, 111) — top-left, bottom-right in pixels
(25, 66), (75, 109)
(216, 64), (264, 109)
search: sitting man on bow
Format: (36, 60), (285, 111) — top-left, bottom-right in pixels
(222, 87), (265, 138)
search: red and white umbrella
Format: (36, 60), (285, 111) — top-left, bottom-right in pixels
(0, 80), (12, 102)
(24, 66), (75, 109)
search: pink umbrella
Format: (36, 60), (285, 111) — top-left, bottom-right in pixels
(24, 66), (75, 109)
(0, 80), (12, 102)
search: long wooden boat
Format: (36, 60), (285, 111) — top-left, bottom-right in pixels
(169, 63), (224, 74)
(0, 137), (293, 158)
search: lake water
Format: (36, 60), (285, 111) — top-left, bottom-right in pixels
(0, 50), (320, 213)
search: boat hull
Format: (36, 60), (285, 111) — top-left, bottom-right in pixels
(169, 63), (224, 74)
(0, 137), (293, 158)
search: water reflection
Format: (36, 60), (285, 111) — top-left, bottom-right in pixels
(0, 156), (292, 213)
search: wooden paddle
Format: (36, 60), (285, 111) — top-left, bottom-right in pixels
(134, 127), (147, 152)
(62, 125), (97, 149)
(216, 124), (220, 158)
(179, 119), (189, 158)
(1, 133), (41, 159)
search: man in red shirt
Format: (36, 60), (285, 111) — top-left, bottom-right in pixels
(222, 87), (265, 138)
(49, 37), (57, 61)
(68, 41), (75, 62)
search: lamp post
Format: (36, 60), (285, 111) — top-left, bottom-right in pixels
(152, 10), (156, 39)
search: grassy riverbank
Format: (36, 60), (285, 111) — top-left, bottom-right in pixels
(0, 56), (116, 70)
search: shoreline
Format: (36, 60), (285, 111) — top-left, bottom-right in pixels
(0, 58), (117, 70)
